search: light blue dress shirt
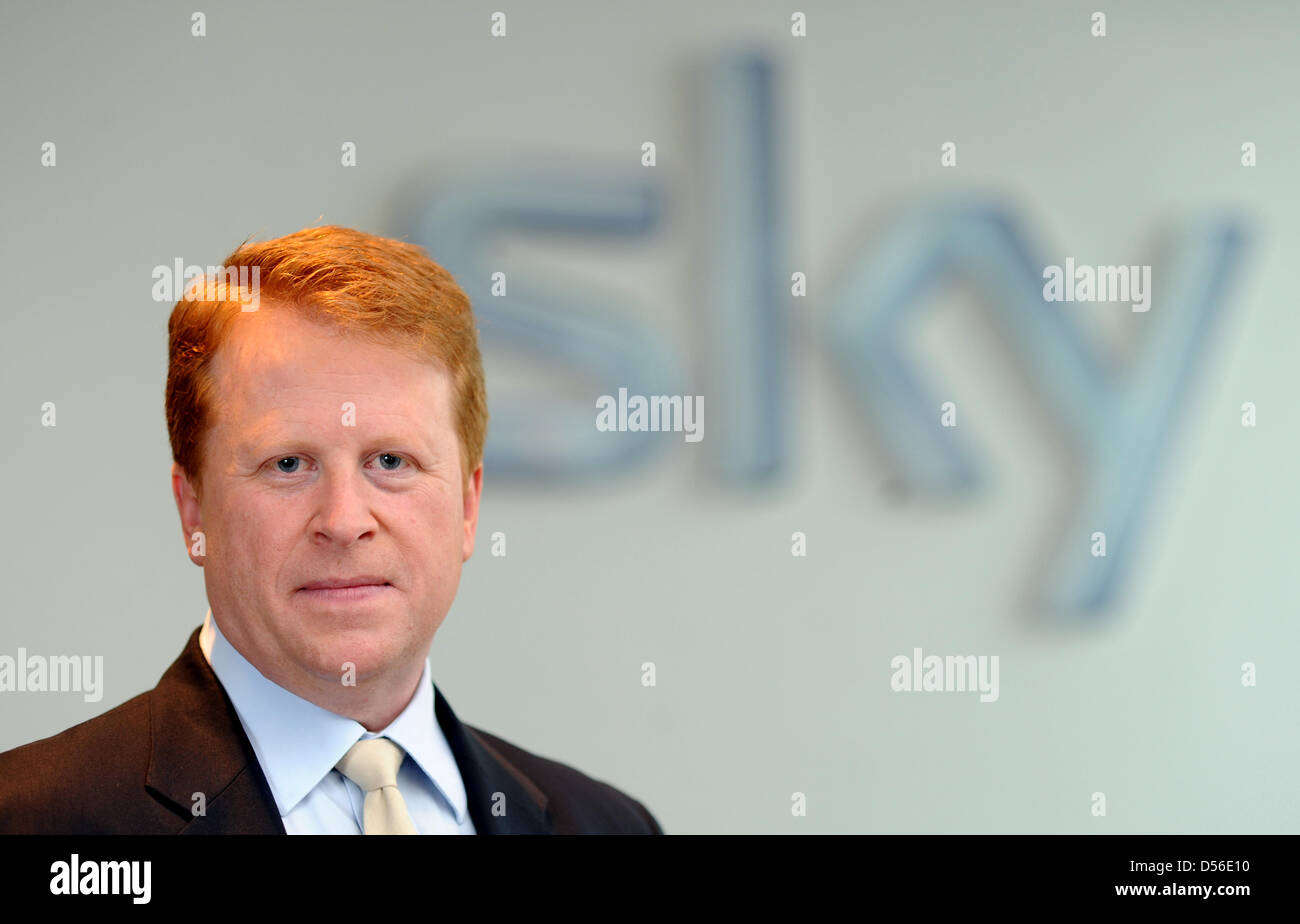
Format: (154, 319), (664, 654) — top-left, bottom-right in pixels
(197, 608), (475, 835)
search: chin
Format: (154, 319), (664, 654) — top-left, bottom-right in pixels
(299, 627), (418, 683)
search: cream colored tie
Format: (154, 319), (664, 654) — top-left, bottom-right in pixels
(335, 737), (418, 835)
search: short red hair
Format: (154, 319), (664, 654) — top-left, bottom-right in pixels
(165, 225), (487, 500)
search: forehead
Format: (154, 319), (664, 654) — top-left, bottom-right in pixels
(207, 307), (451, 438)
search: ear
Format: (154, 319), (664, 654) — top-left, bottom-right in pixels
(171, 462), (206, 567)
(461, 462), (484, 563)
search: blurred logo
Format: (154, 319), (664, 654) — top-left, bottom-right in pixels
(403, 50), (1248, 620)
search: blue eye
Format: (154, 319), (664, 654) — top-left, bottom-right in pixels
(268, 453), (407, 476)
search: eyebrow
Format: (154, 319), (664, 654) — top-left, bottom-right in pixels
(236, 433), (435, 460)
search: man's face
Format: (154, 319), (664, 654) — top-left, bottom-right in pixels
(171, 306), (482, 698)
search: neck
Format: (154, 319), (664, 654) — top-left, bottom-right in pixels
(292, 667), (424, 731)
(213, 618), (426, 731)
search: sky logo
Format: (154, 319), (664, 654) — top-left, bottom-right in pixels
(403, 49), (1249, 620)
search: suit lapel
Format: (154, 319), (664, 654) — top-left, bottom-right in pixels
(145, 627), (550, 834)
(145, 628), (285, 834)
(435, 687), (552, 834)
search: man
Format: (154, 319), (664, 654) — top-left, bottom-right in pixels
(0, 226), (662, 835)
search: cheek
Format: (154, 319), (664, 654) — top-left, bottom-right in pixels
(216, 495), (293, 569)
(397, 490), (465, 556)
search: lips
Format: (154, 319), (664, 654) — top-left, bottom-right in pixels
(299, 576), (390, 591)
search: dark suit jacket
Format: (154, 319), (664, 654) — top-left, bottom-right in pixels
(0, 628), (662, 834)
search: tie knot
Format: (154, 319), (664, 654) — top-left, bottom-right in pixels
(335, 736), (406, 793)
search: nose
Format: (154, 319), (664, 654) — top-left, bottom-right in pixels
(310, 464), (378, 547)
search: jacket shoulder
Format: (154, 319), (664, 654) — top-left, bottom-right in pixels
(466, 725), (663, 835)
(0, 691), (182, 834)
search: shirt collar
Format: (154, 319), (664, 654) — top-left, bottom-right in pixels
(198, 607), (468, 823)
